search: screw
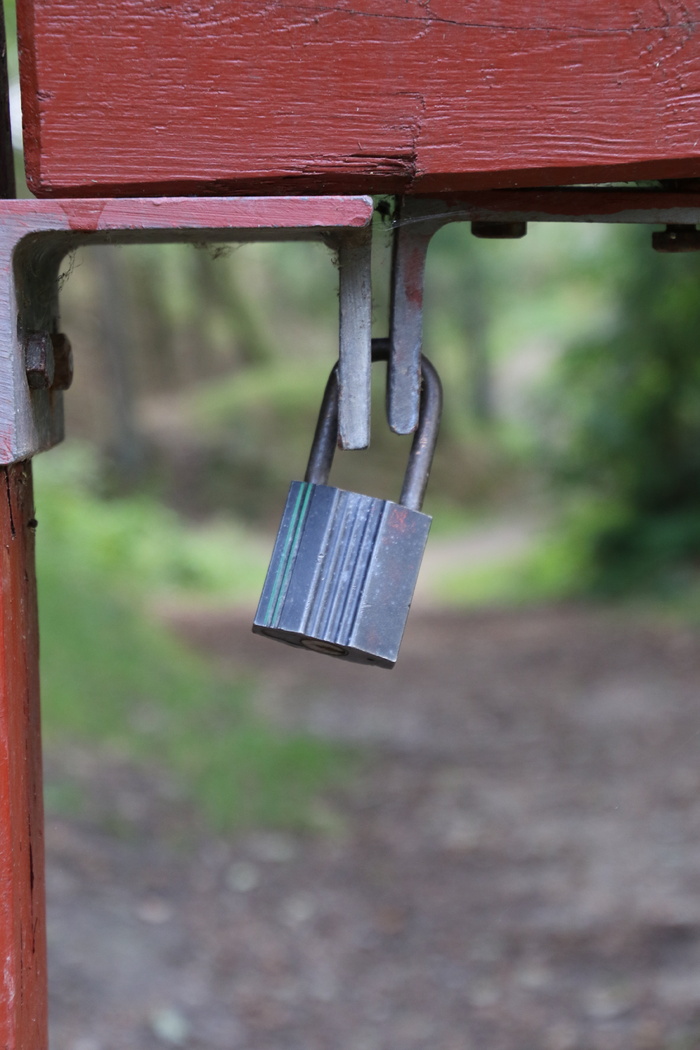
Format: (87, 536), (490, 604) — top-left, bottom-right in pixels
(471, 221), (527, 240)
(652, 224), (700, 252)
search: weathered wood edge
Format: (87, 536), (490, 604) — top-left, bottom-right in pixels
(0, 462), (47, 1050)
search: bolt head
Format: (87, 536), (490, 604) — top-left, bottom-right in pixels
(25, 333), (55, 389)
(471, 221), (527, 240)
(652, 224), (700, 253)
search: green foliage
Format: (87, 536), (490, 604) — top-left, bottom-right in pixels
(188, 358), (525, 527)
(433, 500), (641, 608)
(544, 226), (700, 595)
(35, 444), (347, 830)
(36, 443), (268, 599)
(436, 535), (587, 608)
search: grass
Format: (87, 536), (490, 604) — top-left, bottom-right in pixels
(34, 443), (349, 831)
(35, 443), (269, 600)
(432, 499), (700, 620)
(432, 502), (598, 608)
(434, 537), (587, 607)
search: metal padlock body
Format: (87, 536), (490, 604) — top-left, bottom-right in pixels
(253, 352), (442, 667)
(254, 481), (431, 666)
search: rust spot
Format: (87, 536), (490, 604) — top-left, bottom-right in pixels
(403, 241), (428, 306)
(389, 506), (409, 531)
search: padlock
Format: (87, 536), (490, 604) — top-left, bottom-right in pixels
(252, 349), (442, 667)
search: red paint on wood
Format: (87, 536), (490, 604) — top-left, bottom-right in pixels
(13, 196), (372, 232)
(0, 462), (47, 1049)
(0, 196), (372, 237)
(17, 0), (700, 197)
(61, 199), (107, 232)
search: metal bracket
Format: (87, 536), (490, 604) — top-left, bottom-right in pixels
(386, 189), (700, 435)
(12, 188), (700, 460)
(0, 195), (373, 465)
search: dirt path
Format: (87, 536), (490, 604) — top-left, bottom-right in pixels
(46, 603), (700, 1050)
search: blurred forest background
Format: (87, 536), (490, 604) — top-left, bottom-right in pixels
(34, 210), (700, 829)
(8, 0), (700, 830)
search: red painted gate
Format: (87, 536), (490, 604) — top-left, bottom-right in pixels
(4, 3), (700, 1045)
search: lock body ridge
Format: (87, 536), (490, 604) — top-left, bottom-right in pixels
(253, 481), (431, 667)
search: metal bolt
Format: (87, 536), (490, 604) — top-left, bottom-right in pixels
(652, 224), (700, 253)
(25, 332), (54, 389)
(25, 331), (73, 390)
(471, 221), (527, 240)
(50, 333), (73, 391)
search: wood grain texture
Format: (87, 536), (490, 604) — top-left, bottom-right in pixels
(17, 0), (700, 197)
(0, 1), (15, 199)
(0, 461), (47, 1050)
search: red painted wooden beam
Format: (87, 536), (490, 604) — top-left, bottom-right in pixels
(17, 0), (700, 198)
(0, 462), (47, 1050)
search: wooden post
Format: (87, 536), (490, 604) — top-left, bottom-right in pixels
(0, 462), (47, 1049)
(0, 2), (48, 1044)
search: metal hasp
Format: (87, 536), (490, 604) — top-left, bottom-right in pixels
(0, 195), (373, 466)
(385, 187), (700, 435)
(253, 346), (442, 668)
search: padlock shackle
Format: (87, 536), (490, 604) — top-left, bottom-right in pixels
(399, 354), (442, 512)
(305, 342), (442, 513)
